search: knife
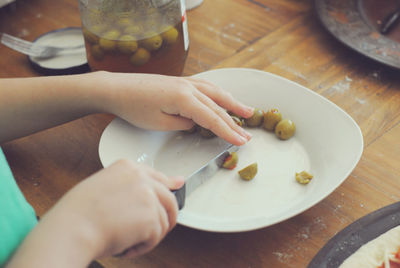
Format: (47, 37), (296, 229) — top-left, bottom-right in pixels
(172, 144), (238, 210)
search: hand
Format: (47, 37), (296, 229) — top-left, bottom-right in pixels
(98, 72), (254, 146)
(58, 160), (184, 258)
(6, 160), (184, 268)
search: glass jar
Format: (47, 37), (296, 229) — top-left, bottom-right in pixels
(78, 0), (189, 76)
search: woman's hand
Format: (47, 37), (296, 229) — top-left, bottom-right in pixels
(7, 160), (184, 268)
(97, 72), (254, 146)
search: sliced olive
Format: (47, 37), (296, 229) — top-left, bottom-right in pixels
(161, 27), (179, 45)
(117, 35), (138, 54)
(295, 171), (313, 185)
(238, 163), (258, 181)
(130, 48), (150, 66)
(244, 108), (264, 127)
(222, 152), (238, 170)
(231, 116), (244, 127)
(275, 119), (296, 140)
(263, 108), (282, 131)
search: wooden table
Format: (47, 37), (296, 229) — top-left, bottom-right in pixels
(1, 0), (400, 267)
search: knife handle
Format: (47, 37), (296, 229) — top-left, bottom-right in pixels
(172, 184), (186, 210)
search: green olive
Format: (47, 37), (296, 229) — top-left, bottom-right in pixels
(102, 29), (120, 39)
(82, 27), (99, 44)
(141, 34), (163, 51)
(99, 30), (120, 51)
(117, 35), (138, 54)
(275, 119), (296, 140)
(244, 108), (264, 127)
(295, 171), (313, 185)
(91, 44), (104, 61)
(183, 125), (197, 134)
(263, 108), (282, 131)
(116, 18), (133, 28)
(161, 27), (179, 45)
(145, 19), (158, 30)
(91, 24), (106, 35)
(88, 9), (102, 24)
(124, 25), (142, 35)
(199, 127), (215, 138)
(238, 163), (258, 181)
(231, 116), (244, 127)
(130, 48), (151, 66)
(222, 152), (238, 170)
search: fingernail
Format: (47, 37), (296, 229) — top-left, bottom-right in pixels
(237, 127), (252, 140)
(235, 133), (248, 145)
(243, 129), (252, 140)
(245, 106), (254, 114)
(172, 176), (185, 188)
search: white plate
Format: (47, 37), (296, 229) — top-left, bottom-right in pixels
(98, 68), (363, 233)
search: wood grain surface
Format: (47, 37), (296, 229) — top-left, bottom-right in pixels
(1, 0), (400, 267)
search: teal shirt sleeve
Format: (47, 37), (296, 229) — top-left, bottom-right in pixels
(0, 148), (37, 266)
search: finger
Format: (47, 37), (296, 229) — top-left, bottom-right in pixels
(147, 168), (184, 190)
(185, 77), (254, 118)
(194, 91), (252, 140)
(180, 97), (248, 146)
(151, 112), (195, 131)
(152, 181), (179, 233)
(116, 241), (153, 259)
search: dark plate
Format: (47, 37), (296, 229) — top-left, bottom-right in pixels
(314, 0), (400, 69)
(308, 201), (400, 268)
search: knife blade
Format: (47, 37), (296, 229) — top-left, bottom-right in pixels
(173, 144), (238, 210)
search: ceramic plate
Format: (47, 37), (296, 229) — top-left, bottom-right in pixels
(308, 201), (400, 268)
(98, 68), (363, 232)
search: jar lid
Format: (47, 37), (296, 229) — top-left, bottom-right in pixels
(28, 27), (90, 75)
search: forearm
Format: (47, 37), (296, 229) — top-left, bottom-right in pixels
(6, 208), (101, 268)
(0, 71), (110, 143)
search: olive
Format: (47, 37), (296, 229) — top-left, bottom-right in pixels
(130, 48), (151, 66)
(124, 25), (142, 35)
(222, 152), (238, 170)
(141, 34), (163, 51)
(99, 30), (120, 51)
(238, 163), (258, 181)
(91, 24), (106, 35)
(161, 27), (179, 45)
(231, 115), (244, 127)
(183, 125), (197, 134)
(82, 27), (99, 44)
(145, 19), (159, 30)
(295, 171), (313, 185)
(117, 35), (138, 54)
(91, 45), (104, 61)
(263, 108), (282, 131)
(116, 18), (133, 28)
(199, 127), (215, 138)
(244, 108), (264, 127)
(275, 119), (296, 140)
(88, 9), (102, 24)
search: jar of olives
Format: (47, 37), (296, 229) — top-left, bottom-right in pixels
(78, 0), (189, 75)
